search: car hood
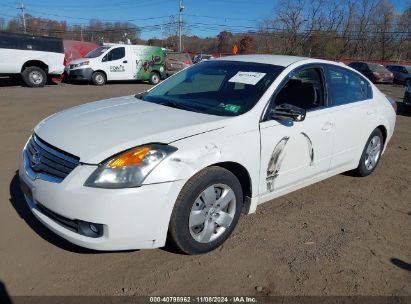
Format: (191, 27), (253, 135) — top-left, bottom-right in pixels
(34, 96), (228, 164)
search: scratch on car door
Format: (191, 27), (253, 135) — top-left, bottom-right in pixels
(300, 132), (314, 166)
(266, 136), (290, 192)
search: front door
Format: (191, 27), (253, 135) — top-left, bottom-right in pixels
(101, 47), (132, 81)
(259, 66), (335, 199)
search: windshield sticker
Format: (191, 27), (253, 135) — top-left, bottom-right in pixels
(228, 71), (266, 85)
(219, 103), (241, 113)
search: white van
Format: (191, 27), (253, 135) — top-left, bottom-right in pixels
(67, 44), (166, 85)
(0, 31), (65, 87)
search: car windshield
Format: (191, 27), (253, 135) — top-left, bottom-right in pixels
(405, 66), (411, 73)
(368, 63), (388, 72)
(139, 60), (284, 116)
(84, 46), (110, 58)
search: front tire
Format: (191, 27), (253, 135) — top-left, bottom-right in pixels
(168, 167), (243, 255)
(91, 71), (106, 86)
(22, 66), (47, 87)
(355, 128), (383, 177)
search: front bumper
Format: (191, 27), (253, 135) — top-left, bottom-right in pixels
(19, 159), (185, 251)
(67, 68), (94, 81)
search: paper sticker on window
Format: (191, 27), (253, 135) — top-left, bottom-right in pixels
(229, 71), (266, 85)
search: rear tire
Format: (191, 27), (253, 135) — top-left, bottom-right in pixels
(91, 71), (106, 86)
(355, 128), (383, 177)
(21, 66), (47, 87)
(149, 71), (160, 85)
(168, 166), (243, 255)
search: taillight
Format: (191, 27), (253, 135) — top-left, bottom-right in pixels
(183, 60), (191, 65)
(63, 57), (68, 66)
(386, 95), (397, 113)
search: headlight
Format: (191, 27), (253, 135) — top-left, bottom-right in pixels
(84, 144), (177, 189)
(74, 61), (89, 68)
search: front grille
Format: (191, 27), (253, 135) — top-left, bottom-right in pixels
(25, 134), (80, 182)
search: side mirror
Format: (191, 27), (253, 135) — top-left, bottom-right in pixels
(102, 56), (107, 62)
(271, 103), (306, 122)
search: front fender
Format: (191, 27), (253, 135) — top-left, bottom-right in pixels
(143, 127), (261, 202)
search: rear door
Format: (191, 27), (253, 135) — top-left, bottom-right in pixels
(324, 65), (377, 170)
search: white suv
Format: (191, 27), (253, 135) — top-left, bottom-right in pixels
(19, 55), (396, 254)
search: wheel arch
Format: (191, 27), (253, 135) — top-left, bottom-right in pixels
(93, 70), (107, 77)
(150, 70), (162, 79)
(21, 60), (48, 73)
(208, 161), (252, 213)
(376, 125), (387, 144)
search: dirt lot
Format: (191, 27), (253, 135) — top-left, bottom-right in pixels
(0, 80), (410, 297)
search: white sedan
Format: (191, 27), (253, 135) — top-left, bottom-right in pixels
(19, 55), (396, 254)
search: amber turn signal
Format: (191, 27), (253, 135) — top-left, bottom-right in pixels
(107, 147), (152, 168)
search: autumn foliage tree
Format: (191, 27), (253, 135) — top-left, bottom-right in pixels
(239, 35), (253, 54)
(217, 31), (234, 53)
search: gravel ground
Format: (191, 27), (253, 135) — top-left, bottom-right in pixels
(0, 80), (410, 297)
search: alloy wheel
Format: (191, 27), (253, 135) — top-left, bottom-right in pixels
(189, 184), (236, 243)
(364, 135), (382, 171)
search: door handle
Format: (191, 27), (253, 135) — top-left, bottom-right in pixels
(321, 122), (334, 131)
(123, 60), (128, 63)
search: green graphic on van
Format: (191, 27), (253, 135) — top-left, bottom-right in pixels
(134, 46), (165, 80)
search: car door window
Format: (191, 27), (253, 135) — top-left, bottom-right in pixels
(272, 67), (324, 111)
(106, 47), (125, 61)
(327, 66), (372, 106)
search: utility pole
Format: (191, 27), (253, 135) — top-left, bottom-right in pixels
(18, 2), (27, 33)
(178, 0), (184, 52)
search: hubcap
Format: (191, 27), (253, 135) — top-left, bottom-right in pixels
(95, 74), (104, 84)
(365, 135), (381, 171)
(29, 71), (43, 84)
(189, 184), (236, 243)
(152, 75), (159, 83)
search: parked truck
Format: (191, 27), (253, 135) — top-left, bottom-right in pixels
(0, 31), (65, 87)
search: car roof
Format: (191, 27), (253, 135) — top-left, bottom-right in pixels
(216, 54), (309, 67)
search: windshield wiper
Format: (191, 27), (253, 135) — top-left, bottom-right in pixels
(134, 92), (148, 100)
(157, 100), (200, 112)
(160, 101), (188, 110)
